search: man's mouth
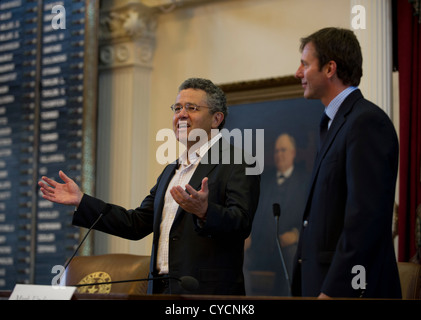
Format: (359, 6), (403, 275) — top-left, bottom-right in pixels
(178, 121), (189, 129)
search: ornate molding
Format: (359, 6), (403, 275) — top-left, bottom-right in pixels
(97, 0), (232, 69)
(98, 1), (157, 69)
(99, 40), (155, 69)
(99, 2), (158, 43)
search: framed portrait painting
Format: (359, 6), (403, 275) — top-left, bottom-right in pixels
(219, 76), (324, 296)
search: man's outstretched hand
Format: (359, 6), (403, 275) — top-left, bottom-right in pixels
(170, 177), (209, 220)
(38, 170), (83, 207)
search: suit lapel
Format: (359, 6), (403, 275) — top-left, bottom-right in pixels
(303, 90), (363, 218)
(319, 89), (362, 159)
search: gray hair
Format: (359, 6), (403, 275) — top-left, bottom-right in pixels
(178, 78), (228, 129)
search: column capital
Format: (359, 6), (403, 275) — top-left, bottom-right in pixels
(99, 0), (158, 69)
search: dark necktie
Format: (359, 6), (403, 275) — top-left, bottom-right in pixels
(319, 112), (330, 151)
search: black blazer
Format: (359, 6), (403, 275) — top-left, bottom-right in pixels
(291, 90), (401, 298)
(73, 138), (260, 295)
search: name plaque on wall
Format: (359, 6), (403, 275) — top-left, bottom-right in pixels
(0, 0), (98, 289)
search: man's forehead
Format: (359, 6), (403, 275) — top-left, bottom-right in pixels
(301, 42), (317, 57)
(176, 88), (207, 101)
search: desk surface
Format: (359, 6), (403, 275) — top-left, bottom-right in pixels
(0, 290), (303, 300)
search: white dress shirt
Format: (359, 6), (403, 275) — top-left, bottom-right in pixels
(156, 132), (222, 274)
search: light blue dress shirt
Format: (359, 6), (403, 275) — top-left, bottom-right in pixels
(325, 86), (358, 128)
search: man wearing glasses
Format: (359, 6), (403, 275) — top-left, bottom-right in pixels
(39, 78), (260, 295)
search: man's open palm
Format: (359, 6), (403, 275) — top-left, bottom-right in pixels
(38, 170), (83, 207)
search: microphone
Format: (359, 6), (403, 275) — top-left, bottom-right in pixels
(273, 203), (280, 218)
(73, 275), (199, 292)
(177, 275), (199, 292)
(272, 203), (291, 296)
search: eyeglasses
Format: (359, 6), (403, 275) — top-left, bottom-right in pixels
(170, 103), (209, 114)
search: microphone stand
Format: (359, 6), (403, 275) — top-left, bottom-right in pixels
(64, 213), (103, 270)
(273, 203), (292, 296)
(58, 213), (104, 285)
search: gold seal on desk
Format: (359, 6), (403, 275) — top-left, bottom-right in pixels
(76, 271), (112, 294)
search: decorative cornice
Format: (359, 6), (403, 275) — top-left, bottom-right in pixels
(98, 0), (227, 43)
(98, 1), (157, 69)
(99, 2), (158, 43)
(97, 0), (233, 69)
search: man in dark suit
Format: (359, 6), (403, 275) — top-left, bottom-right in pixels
(291, 28), (401, 298)
(39, 78), (260, 295)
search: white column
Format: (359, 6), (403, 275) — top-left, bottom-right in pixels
(94, 0), (157, 255)
(351, 0), (398, 255)
(350, 0), (393, 117)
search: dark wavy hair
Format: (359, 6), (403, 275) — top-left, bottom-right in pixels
(178, 78), (227, 129)
(300, 27), (363, 86)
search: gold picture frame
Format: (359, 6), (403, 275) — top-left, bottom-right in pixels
(219, 75), (303, 106)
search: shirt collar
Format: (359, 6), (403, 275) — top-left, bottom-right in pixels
(325, 86), (358, 125)
(179, 132), (222, 166)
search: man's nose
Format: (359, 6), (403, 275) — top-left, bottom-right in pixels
(178, 106), (189, 118)
(295, 65), (303, 79)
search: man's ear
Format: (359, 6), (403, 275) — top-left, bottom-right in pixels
(212, 112), (224, 129)
(324, 60), (337, 79)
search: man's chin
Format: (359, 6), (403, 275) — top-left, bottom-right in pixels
(303, 89), (319, 100)
(176, 129), (189, 145)
(303, 90), (312, 99)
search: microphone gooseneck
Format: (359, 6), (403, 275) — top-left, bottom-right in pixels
(272, 203), (291, 296)
(73, 275), (199, 293)
(61, 208), (199, 293)
(63, 213), (104, 271)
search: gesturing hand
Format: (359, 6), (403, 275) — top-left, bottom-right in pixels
(38, 170), (84, 207)
(170, 177), (209, 220)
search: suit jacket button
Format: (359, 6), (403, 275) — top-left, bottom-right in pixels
(303, 220), (308, 227)
(298, 259), (302, 264)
